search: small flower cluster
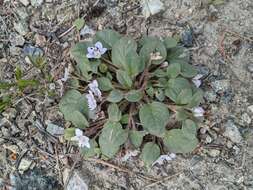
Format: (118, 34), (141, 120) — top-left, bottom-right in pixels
(85, 80), (102, 111)
(86, 42), (107, 59)
(71, 128), (90, 148)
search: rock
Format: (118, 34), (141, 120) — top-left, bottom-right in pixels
(14, 169), (60, 189)
(35, 34), (46, 46)
(16, 6), (29, 19)
(80, 25), (95, 37)
(9, 33), (25, 46)
(104, 0), (118, 7)
(18, 159), (33, 173)
(23, 45), (44, 57)
(10, 46), (22, 56)
(204, 90), (217, 102)
(64, 170), (89, 190)
(31, 0), (43, 7)
(14, 21), (29, 36)
(46, 123), (64, 136)
(207, 149), (220, 157)
(247, 64), (253, 73)
(2, 108), (17, 119)
(210, 80), (230, 93)
(197, 65), (210, 78)
(19, 0), (30, 6)
(241, 113), (251, 125)
(223, 120), (242, 144)
(181, 27), (193, 47)
(247, 105), (253, 114)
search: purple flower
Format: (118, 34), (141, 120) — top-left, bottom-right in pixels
(86, 42), (107, 59)
(192, 107), (205, 117)
(192, 74), (203, 88)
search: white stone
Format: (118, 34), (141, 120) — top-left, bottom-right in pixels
(66, 171), (88, 190)
(223, 120), (242, 144)
(247, 105), (253, 114)
(19, 0), (30, 6)
(241, 113), (251, 125)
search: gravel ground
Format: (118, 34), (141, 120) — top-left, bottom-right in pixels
(0, 0), (253, 189)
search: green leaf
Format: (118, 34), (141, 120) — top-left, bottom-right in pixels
(180, 63), (197, 78)
(59, 90), (89, 121)
(107, 89), (124, 103)
(15, 67), (22, 80)
(125, 90), (143, 102)
(112, 37), (137, 68)
(164, 37), (178, 49)
(163, 119), (198, 153)
(120, 114), (129, 124)
(94, 29), (121, 49)
(139, 36), (167, 65)
(116, 70), (132, 89)
(71, 42), (92, 81)
(152, 69), (167, 78)
(140, 142), (160, 167)
(17, 79), (39, 90)
(108, 103), (122, 122)
(81, 139), (100, 158)
(176, 88), (192, 105)
(167, 47), (190, 64)
(99, 121), (128, 158)
(97, 77), (113, 91)
(129, 130), (147, 148)
(0, 82), (15, 89)
(146, 87), (154, 98)
(139, 102), (170, 137)
(187, 89), (204, 108)
(166, 63), (181, 78)
(155, 89), (165, 101)
(68, 110), (89, 129)
(165, 77), (191, 102)
(112, 37), (143, 77)
(73, 18), (85, 30)
(176, 108), (190, 121)
(0, 96), (11, 113)
(64, 128), (76, 140)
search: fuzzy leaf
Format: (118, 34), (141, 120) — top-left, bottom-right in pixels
(141, 142), (160, 167)
(166, 63), (181, 78)
(68, 110), (89, 129)
(141, 0), (164, 18)
(64, 128), (76, 140)
(129, 130), (147, 148)
(94, 29), (121, 49)
(139, 102), (170, 137)
(81, 139), (100, 158)
(164, 37), (178, 48)
(73, 18), (85, 30)
(139, 36), (167, 65)
(116, 70), (132, 89)
(180, 63), (198, 78)
(176, 88), (192, 105)
(167, 47), (190, 64)
(187, 89), (204, 108)
(97, 77), (113, 91)
(163, 119), (198, 153)
(107, 89), (124, 103)
(112, 37), (142, 77)
(108, 103), (122, 122)
(99, 121), (128, 158)
(125, 90), (143, 102)
(165, 77), (191, 102)
(59, 90), (89, 121)
(120, 114), (129, 124)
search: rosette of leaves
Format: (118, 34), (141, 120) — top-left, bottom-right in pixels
(61, 29), (204, 166)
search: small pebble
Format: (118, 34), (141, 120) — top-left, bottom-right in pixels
(247, 64), (253, 73)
